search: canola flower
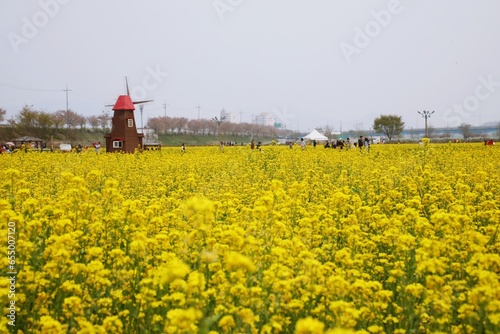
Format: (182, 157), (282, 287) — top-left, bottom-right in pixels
(0, 143), (499, 333)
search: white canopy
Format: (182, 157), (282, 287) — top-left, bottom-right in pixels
(303, 129), (328, 141)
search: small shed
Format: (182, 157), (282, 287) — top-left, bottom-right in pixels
(140, 128), (161, 150)
(12, 136), (45, 149)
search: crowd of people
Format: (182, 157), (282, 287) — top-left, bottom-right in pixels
(0, 143), (14, 154)
(3, 136), (496, 155)
(322, 136), (372, 150)
(287, 136), (375, 151)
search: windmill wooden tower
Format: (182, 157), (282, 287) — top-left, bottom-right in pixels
(104, 80), (152, 153)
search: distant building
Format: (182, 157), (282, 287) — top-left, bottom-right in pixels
(254, 112), (276, 127)
(221, 109), (238, 123)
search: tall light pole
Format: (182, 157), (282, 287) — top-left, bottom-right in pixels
(212, 115), (226, 142)
(418, 110), (435, 138)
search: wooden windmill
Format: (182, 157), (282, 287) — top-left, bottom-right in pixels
(104, 79), (153, 153)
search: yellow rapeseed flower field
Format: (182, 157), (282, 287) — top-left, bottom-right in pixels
(1, 143), (499, 333)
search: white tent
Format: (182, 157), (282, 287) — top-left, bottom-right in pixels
(303, 129), (328, 141)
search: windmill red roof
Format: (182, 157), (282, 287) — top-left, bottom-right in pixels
(113, 95), (135, 111)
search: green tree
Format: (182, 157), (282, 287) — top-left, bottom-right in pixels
(373, 115), (405, 142)
(14, 105), (56, 139)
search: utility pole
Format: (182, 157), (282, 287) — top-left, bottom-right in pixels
(418, 110), (435, 138)
(140, 104), (144, 133)
(163, 101), (167, 117)
(196, 104), (202, 119)
(62, 85), (72, 112)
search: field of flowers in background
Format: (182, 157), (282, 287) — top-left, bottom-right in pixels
(1, 143), (499, 333)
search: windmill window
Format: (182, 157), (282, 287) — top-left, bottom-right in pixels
(127, 119), (134, 127)
(112, 141), (123, 148)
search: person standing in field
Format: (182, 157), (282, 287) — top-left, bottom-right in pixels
(337, 139), (344, 150)
(300, 138), (306, 150)
(251, 139), (255, 150)
(181, 143), (186, 153)
(357, 136), (363, 151)
(364, 137), (370, 152)
(94, 141), (101, 154)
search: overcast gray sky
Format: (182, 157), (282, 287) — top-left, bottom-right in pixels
(1, 0), (499, 132)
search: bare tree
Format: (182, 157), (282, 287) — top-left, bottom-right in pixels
(187, 119), (203, 135)
(55, 109), (81, 129)
(97, 111), (110, 133)
(147, 117), (163, 134)
(241, 123), (253, 138)
(87, 116), (99, 131)
(76, 114), (87, 130)
(199, 119), (213, 135)
(458, 123), (472, 140)
(206, 119), (217, 136)
(163, 117), (175, 134)
(322, 125), (334, 138)
(147, 116), (175, 135)
(427, 126), (435, 138)
(175, 117), (189, 134)
(219, 121), (230, 136)
(232, 123), (244, 136)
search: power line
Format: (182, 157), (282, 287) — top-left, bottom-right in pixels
(0, 81), (62, 92)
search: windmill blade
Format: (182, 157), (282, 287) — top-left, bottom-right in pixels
(133, 99), (154, 104)
(125, 77), (130, 96)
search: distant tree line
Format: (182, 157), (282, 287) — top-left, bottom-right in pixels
(3, 106), (496, 143)
(0, 105), (296, 141)
(146, 116), (294, 138)
(0, 105), (111, 141)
